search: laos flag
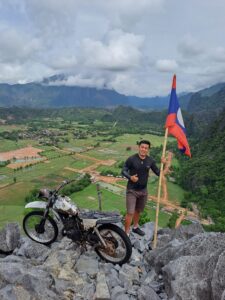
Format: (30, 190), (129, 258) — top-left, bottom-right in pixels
(165, 75), (191, 157)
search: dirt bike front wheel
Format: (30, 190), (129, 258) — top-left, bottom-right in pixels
(95, 223), (132, 265)
(23, 211), (58, 245)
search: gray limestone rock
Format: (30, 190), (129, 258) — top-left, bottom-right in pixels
(95, 271), (110, 300)
(0, 223), (20, 252)
(14, 237), (50, 262)
(211, 250), (225, 300)
(142, 269), (157, 285)
(221, 290), (225, 300)
(162, 254), (218, 300)
(75, 254), (99, 276)
(155, 223), (204, 249)
(111, 286), (127, 299)
(0, 261), (58, 299)
(145, 232), (225, 273)
(138, 285), (161, 300)
(133, 238), (146, 252)
(130, 247), (143, 266)
(1, 221), (224, 300)
(106, 268), (122, 289)
(119, 264), (140, 286)
(0, 284), (32, 300)
(142, 222), (155, 241)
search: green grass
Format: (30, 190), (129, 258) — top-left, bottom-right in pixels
(70, 159), (94, 169)
(86, 133), (174, 161)
(0, 130), (184, 229)
(96, 165), (120, 174)
(0, 156), (79, 207)
(59, 135), (99, 149)
(70, 184), (125, 212)
(0, 138), (41, 152)
(0, 125), (27, 133)
(0, 205), (24, 228)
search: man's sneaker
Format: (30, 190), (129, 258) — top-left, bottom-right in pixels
(132, 227), (145, 236)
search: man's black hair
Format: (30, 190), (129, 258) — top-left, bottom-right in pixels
(138, 140), (151, 147)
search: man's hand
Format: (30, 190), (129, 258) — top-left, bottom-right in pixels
(130, 174), (139, 182)
(161, 156), (171, 176)
(161, 157), (167, 164)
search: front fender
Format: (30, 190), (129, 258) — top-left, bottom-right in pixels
(25, 201), (47, 209)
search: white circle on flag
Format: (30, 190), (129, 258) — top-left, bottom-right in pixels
(177, 108), (185, 128)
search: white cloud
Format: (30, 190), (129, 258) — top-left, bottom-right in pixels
(0, 25), (41, 63)
(82, 30), (144, 71)
(156, 59), (178, 72)
(0, 0), (225, 96)
(50, 74), (106, 89)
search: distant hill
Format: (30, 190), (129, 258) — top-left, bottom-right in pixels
(0, 78), (225, 113)
(0, 82), (169, 110)
(187, 87), (225, 113)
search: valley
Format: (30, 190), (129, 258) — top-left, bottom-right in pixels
(0, 112), (206, 229)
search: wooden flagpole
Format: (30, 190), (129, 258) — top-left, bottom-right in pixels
(153, 127), (168, 249)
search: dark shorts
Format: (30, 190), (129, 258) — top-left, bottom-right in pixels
(126, 188), (148, 214)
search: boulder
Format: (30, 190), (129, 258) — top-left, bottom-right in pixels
(162, 254), (217, 300)
(95, 271), (110, 300)
(0, 223), (20, 253)
(211, 250), (225, 300)
(14, 237), (50, 262)
(138, 285), (161, 300)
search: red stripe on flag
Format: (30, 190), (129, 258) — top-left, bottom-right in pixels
(165, 113), (176, 127)
(172, 75), (176, 89)
(168, 123), (191, 157)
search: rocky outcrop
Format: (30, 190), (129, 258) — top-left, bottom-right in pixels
(0, 223), (20, 254)
(0, 222), (224, 300)
(145, 224), (225, 300)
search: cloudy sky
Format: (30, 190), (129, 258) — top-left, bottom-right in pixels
(0, 0), (225, 97)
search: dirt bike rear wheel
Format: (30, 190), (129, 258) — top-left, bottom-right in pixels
(95, 223), (132, 265)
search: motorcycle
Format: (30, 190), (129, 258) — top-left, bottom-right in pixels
(23, 177), (132, 265)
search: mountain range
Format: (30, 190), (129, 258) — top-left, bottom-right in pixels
(0, 75), (225, 112)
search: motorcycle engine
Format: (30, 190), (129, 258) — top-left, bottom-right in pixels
(62, 217), (83, 241)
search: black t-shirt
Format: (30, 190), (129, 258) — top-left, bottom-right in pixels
(122, 153), (160, 190)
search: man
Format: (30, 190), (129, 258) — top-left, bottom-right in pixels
(122, 140), (167, 236)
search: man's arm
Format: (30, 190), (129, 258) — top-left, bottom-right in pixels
(150, 159), (160, 176)
(151, 157), (170, 177)
(121, 162), (131, 180)
(122, 158), (139, 182)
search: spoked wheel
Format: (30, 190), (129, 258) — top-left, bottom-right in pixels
(95, 223), (132, 265)
(23, 211), (58, 245)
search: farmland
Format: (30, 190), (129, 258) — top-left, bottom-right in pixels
(0, 111), (184, 229)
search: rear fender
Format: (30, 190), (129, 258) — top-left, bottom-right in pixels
(96, 216), (122, 225)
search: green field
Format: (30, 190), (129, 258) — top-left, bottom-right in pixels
(0, 125), (27, 133)
(70, 158), (94, 169)
(0, 139), (40, 152)
(0, 124), (184, 229)
(86, 133), (169, 160)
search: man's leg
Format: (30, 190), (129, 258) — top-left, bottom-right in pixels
(132, 190), (147, 236)
(132, 210), (145, 236)
(133, 210), (140, 228)
(125, 190), (136, 235)
(125, 213), (133, 234)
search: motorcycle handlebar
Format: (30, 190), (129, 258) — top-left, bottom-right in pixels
(54, 174), (85, 193)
